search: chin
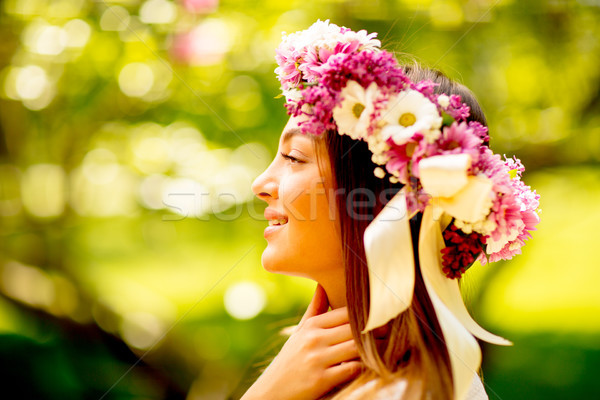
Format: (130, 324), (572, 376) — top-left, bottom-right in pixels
(261, 249), (309, 278)
(261, 254), (292, 275)
(260, 248), (284, 274)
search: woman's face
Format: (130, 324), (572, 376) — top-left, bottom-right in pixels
(251, 116), (343, 281)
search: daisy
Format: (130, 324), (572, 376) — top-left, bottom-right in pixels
(380, 89), (442, 145)
(332, 81), (378, 140)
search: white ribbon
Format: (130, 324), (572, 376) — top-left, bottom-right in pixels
(419, 153), (493, 224)
(419, 205), (511, 400)
(363, 190), (415, 333)
(362, 153), (511, 400)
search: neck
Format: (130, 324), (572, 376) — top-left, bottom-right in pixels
(318, 272), (347, 309)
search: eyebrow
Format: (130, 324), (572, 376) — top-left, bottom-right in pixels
(282, 128), (314, 143)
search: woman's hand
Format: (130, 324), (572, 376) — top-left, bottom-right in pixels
(241, 285), (362, 400)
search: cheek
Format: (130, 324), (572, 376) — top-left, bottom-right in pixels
(280, 175), (333, 222)
(285, 182), (341, 264)
(262, 176), (342, 276)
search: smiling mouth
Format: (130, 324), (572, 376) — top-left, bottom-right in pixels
(268, 218), (288, 227)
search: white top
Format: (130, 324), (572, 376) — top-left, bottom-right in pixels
(345, 373), (488, 400)
(465, 373), (488, 400)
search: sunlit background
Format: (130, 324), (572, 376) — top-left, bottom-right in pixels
(0, 0), (598, 399)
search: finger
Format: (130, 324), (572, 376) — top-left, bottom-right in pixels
(324, 340), (360, 366)
(322, 323), (354, 344)
(299, 284), (329, 325)
(310, 306), (350, 328)
(324, 360), (363, 387)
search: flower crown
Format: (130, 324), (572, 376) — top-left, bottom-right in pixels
(275, 20), (541, 400)
(275, 20), (540, 279)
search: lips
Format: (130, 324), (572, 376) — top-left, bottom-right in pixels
(263, 208), (288, 238)
(268, 218), (288, 226)
(264, 208), (289, 225)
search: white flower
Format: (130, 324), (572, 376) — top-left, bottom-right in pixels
(372, 153), (388, 165)
(367, 134), (389, 155)
(341, 29), (381, 51)
(366, 132), (389, 166)
(305, 20), (381, 53)
(437, 94), (450, 109)
(454, 217), (498, 237)
(380, 90), (442, 145)
(282, 88), (302, 103)
(333, 80), (378, 140)
(284, 20), (381, 65)
(285, 19), (342, 54)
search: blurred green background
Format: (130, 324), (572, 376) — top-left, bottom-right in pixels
(0, 0), (598, 399)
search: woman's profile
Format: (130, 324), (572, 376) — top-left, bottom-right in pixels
(242, 20), (540, 400)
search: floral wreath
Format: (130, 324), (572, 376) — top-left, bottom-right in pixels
(275, 20), (541, 400)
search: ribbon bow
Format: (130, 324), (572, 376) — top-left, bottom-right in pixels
(418, 153), (493, 224)
(363, 154), (511, 400)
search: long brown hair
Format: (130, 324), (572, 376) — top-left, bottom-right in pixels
(315, 65), (488, 399)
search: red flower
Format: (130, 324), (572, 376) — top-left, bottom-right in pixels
(441, 224), (486, 279)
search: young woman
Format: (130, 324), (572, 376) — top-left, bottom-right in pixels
(244, 20), (540, 400)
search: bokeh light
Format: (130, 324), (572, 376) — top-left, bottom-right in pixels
(224, 281), (266, 320)
(21, 164), (66, 218)
(140, 0), (178, 25)
(118, 62), (155, 98)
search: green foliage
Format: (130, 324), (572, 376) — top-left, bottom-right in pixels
(0, 0), (598, 398)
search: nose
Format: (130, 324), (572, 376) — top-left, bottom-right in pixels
(251, 168), (279, 201)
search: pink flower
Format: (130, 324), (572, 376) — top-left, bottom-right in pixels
(285, 84), (339, 135)
(484, 175), (540, 263)
(468, 121), (489, 144)
(288, 51), (410, 137)
(297, 46), (329, 83)
(412, 79), (438, 102)
(407, 133), (432, 179)
(322, 51), (410, 94)
(384, 137), (420, 184)
(275, 46), (302, 90)
(505, 155), (525, 178)
(297, 39), (366, 83)
(446, 94), (470, 121)
(428, 121), (483, 159)
(486, 187), (524, 249)
(274, 20), (382, 92)
(475, 152), (541, 264)
(404, 185), (431, 215)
